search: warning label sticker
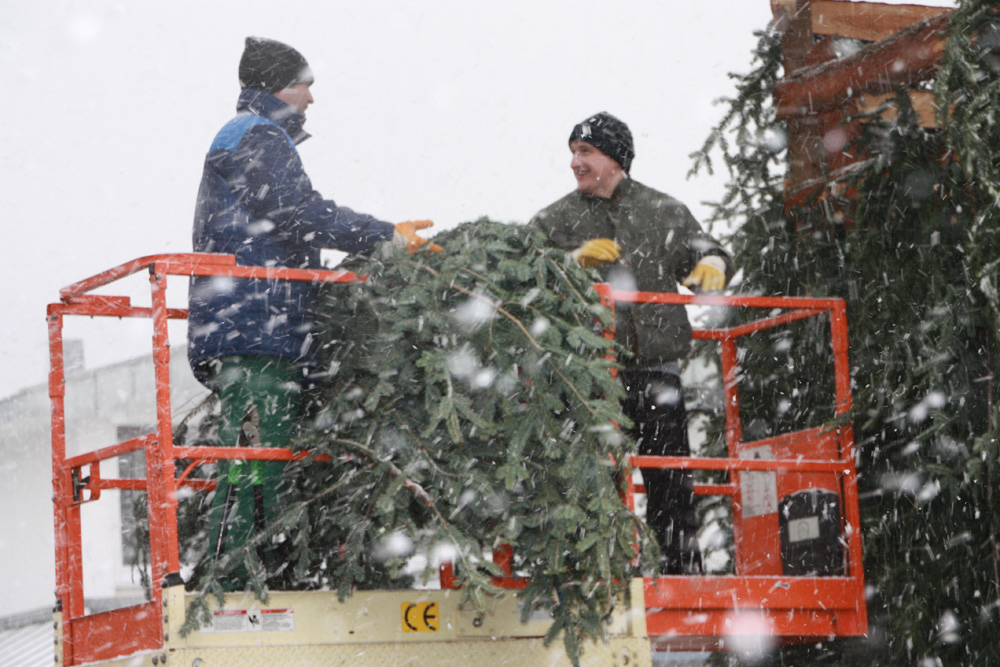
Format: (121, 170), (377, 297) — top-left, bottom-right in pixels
(200, 608), (295, 634)
(517, 599), (555, 623)
(740, 445), (778, 518)
(261, 608), (295, 632)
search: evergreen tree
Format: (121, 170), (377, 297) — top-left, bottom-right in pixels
(182, 220), (657, 664)
(692, 2), (1000, 664)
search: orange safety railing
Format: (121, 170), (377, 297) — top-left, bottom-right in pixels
(49, 254), (865, 664)
(603, 287), (865, 651)
(49, 254), (360, 666)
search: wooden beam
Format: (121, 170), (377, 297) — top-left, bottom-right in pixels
(774, 12), (949, 119)
(857, 90), (939, 128)
(773, 1), (828, 204)
(772, 0), (816, 73)
(813, 1), (952, 42)
(783, 157), (875, 212)
(782, 89), (941, 214)
(803, 35), (840, 68)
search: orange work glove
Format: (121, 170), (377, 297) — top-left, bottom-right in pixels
(393, 220), (444, 254)
(570, 238), (621, 268)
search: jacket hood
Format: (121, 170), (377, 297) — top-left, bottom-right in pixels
(237, 88), (311, 144)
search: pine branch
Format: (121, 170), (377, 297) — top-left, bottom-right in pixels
(329, 436), (434, 507)
(412, 258), (614, 418)
(180, 220), (653, 661)
(415, 261), (544, 350)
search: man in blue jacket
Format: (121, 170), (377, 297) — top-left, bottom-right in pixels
(188, 37), (439, 584)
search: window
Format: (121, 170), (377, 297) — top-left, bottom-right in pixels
(117, 425), (150, 567)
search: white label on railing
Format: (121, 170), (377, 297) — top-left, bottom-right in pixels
(787, 516), (820, 543)
(740, 445), (778, 518)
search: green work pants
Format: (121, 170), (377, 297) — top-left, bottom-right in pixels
(207, 356), (301, 589)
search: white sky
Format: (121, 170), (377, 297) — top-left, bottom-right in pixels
(0, 0), (955, 400)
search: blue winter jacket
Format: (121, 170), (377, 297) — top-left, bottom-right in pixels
(188, 89), (395, 387)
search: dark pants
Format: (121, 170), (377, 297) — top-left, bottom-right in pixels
(621, 368), (702, 574)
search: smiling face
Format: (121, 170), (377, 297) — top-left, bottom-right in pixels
(274, 82), (314, 116)
(570, 140), (624, 198)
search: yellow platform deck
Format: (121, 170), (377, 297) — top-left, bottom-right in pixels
(75, 579), (651, 667)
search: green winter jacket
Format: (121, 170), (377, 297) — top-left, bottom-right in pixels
(531, 177), (734, 365)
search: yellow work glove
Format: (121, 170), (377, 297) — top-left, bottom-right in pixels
(570, 238), (622, 268)
(393, 220), (444, 254)
(682, 256), (727, 292)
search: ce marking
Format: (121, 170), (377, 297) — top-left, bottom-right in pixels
(401, 601), (439, 633)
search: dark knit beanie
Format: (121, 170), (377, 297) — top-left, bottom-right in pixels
(569, 112), (635, 173)
(239, 37), (315, 95)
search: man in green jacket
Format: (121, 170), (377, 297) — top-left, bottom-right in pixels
(532, 112), (735, 574)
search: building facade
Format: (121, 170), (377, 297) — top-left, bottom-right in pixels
(0, 342), (208, 619)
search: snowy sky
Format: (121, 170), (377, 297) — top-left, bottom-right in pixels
(0, 0), (955, 400)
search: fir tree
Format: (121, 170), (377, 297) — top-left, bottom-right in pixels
(692, 2), (1000, 664)
(181, 220), (657, 664)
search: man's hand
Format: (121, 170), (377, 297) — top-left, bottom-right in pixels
(570, 238), (621, 268)
(682, 256), (727, 292)
(394, 220), (444, 254)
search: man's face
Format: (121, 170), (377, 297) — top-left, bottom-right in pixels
(570, 141), (623, 198)
(275, 83), (314, 116)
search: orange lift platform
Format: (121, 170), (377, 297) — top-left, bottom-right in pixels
(48, 253), (867, 666)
